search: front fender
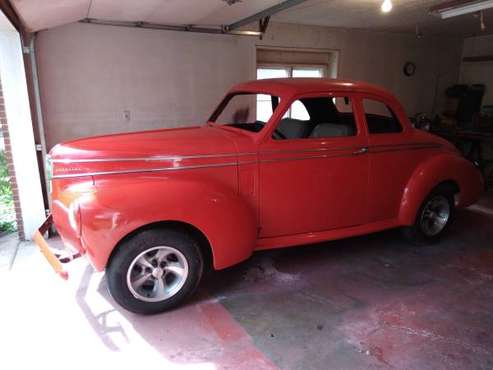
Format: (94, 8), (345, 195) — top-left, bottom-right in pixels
(399, 153), (483, 225)
(79, 173), (257, 271)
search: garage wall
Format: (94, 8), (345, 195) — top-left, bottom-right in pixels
(36, 23), (256, 149)
(460, 34), (493, 106)
(37, 22), (463, 149)
(257, 23), (463, 120)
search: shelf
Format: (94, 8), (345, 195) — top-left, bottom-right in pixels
(463, 55), (493, 62)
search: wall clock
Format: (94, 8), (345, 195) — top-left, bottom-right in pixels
(403, 62), (416, 77)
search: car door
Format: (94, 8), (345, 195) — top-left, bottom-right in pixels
(258, 93), (369, 238)
(361, 95), (429, 222)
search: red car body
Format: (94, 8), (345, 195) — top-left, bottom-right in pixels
(47, 78), (483, 273)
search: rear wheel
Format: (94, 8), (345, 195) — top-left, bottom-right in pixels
(107, 228), (203, 314)
(402, 185), (456, 245)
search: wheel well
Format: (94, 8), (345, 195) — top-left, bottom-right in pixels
(435, 180), (460, 198)
(108, 221), (214, 272)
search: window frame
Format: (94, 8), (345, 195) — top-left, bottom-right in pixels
(264, 92), (362, 144)
(208, 91), (283, 139)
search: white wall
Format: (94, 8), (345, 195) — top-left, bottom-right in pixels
(37, 23), (256, 149)
(0, 15), (46, 239)
(36, 22), (464, 149)
(461, 34), (493, 106)
(258, 23), (463, 119)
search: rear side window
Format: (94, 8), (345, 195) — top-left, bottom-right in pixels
(363, 99), (402, 134)
(272, 96), (357, 140)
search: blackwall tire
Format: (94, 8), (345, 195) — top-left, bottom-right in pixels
(402, 184), (456, 245)
(107, 228), (203, 315)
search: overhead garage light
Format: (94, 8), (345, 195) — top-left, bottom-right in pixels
(229, 29), (262, 36)
(431, 0), (493, 19)
(381, 0), (393, 13)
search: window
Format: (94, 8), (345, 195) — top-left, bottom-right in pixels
(257, 67), (289, 80)
(290, 100), (310, 120)
(292, 68), (324, 78)
(257, 66), (325, 80)
(257, 65), (325, 121)
(363, 99), (402, 134)
(210, 93), (279, 133)
(273, 96), (357, 140)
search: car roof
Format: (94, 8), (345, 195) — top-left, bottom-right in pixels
(230, 78), (392, 98)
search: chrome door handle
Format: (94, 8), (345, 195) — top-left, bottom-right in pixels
(352, 147), (368, 155)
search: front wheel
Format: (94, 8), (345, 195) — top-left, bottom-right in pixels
(402, 185), (456, 245)
(107, 228), (203, 314)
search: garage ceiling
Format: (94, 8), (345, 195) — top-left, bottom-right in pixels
(10, 0), (285, 32)
(9, 0), (493, 37)
(275, 0), (493, 37)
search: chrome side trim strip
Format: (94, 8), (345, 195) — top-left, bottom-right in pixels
(52, 142), (441, 177)
(370, 142), (440, 149)
(369, 144), (440, 154)
(238, 161), (258, 166)
(260, 146), (358, 155)
(258, 143), (440, 163)
(53, 143), (439, 164)
(259, 142), (440, 156)
(260, 153), (354, 164)
(51, 152), (256, 164)
(52, 162), (237, 179)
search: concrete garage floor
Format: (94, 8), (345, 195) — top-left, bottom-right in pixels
(1, 195), (493, 370)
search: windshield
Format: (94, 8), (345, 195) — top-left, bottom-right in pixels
(210, 93), (280, 133)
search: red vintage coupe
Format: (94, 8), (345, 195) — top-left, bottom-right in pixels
(35, 78), (483, 314)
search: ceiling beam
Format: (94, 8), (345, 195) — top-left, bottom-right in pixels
(80, 18), (262, 37)
(226, 0), (308, 31)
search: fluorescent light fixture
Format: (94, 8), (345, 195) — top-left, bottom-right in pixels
(228, 30), (262, 36)
(381, 0), (393, 13)
(431, 0), (493, 19)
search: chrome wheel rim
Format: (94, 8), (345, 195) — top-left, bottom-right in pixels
(420, 195), (450, 237)
(126, 246), (189, 302)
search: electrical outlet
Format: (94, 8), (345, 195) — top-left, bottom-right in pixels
(123, 110), (131, 121)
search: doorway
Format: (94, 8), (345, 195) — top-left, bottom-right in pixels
(0, 10), (45, 240)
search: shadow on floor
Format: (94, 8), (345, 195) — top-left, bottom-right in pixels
(73, 202), (493, 370)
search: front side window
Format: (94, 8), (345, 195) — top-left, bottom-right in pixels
(211, 93), (279, 133)
(363, 99), (402, 134)
(273, 96), (357, 140)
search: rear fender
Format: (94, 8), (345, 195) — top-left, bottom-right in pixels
(80, 174), (257, 271)
(399, 153), (483, 225)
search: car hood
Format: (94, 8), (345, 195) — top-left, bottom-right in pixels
(50, 125), (237, 161)
(49, 125), (241, 178)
